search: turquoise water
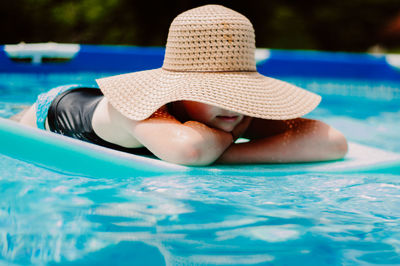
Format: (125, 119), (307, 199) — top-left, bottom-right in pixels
(1, 73), (400, 265)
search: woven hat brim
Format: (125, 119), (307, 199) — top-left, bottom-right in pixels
(96, 69), (321, 121)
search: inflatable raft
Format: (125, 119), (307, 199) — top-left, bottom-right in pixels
(1, 118), (399, 178)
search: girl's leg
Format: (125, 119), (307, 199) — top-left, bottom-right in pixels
(9, 105), (32, 122)
(16, 104), (37, 127)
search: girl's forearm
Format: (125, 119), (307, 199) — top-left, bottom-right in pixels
(132, 117), (233, 166)
(217, 121), (348, 164)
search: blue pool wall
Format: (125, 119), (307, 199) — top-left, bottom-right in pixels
(1, 44), (400, 82)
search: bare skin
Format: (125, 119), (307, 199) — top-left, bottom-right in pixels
(18, 97), (348, 166)
(9, 106), (31, 122)
(17, 105), (37, 127)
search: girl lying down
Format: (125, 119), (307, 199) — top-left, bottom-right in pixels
(17, 5), (348, 166)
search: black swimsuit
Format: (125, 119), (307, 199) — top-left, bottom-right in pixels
(47, 87), (150, 154)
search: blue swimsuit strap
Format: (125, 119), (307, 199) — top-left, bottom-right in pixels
(35, 84), (99, 130)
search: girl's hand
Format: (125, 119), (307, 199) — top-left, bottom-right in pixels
(231, 116), (253, 141)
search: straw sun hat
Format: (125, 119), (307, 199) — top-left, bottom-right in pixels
(96, 4), (321, 120)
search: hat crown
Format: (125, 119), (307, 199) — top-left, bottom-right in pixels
(162, 5), (257, 72)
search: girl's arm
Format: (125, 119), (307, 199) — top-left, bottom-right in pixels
(130, 106), (233, 166)
(217, 118), (348, 164)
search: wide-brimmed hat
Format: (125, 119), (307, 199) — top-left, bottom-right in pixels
(96, 4), (321, 120)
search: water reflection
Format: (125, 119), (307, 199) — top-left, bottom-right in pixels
(1, 155), (400, 265)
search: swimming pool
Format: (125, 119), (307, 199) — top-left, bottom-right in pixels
(1, 45), (400, 265)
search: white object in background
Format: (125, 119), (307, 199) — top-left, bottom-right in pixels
(255, 48), (270, 64)
(386, 54), (400, 70)
(4, 42), (80, 64)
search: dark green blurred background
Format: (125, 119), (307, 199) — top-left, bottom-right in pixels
(2, 0), (400, 52)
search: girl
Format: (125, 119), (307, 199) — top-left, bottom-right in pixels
(18, 5), (348, 166)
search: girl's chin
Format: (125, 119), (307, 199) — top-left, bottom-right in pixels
(205, 117), (242, 132)
(214, 124), (236, 132)
(212, 117), (243, 131)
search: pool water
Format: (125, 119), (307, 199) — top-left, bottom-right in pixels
(1, 73), (400, 265)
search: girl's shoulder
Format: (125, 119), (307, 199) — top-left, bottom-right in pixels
(92, 98), (143, 147)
